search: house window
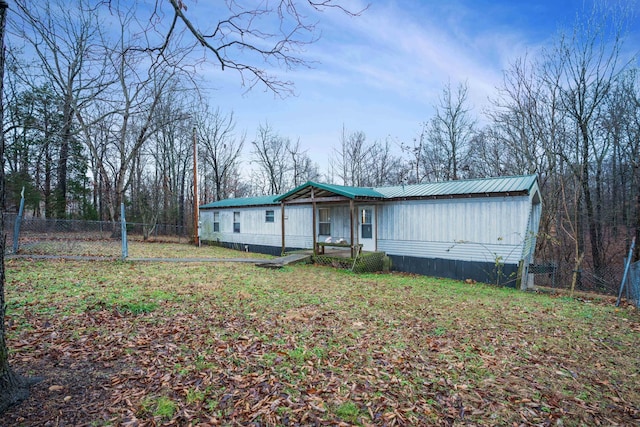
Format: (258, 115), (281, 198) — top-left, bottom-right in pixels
(265, 210), (275, 223)
(213, 212), (220, 232)
(318, 208), (331, 236)
(361, 208), (372, 239)
(233, 211), (240, 233)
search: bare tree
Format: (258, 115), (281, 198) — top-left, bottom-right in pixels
(488, 55), (568, 177)
(606, 69), (640, 262)
(368, 138), (406, 186)
(197, 108), (245, 202)
(332, 127), (371, 186)
(424, 80), (476, 181)
(250, 124), (317, 194)
(484, 3), (637, 291)
(11, 0), (107, 217)
(77, 5), (194, 222)
(487, 53), (571, 268)
(288, 139), (319, 187)
(464, 130), (507, 177)
(549, 5), (629, 276)
(137, 86), (194, 233)
(626, 73), (640, 262)
(251, 123), (291, 195)
(401, 128), (426, 183)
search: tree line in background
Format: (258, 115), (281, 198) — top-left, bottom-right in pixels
(3, 1), (640, 289)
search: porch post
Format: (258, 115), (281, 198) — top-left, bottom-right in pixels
(350, 199), (355, 258)
(281, 201), (286, 256)
(312, 188), (317, 255)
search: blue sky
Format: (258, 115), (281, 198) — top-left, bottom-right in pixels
(18, 0), (638, 176)
(186, 0), (638, 173)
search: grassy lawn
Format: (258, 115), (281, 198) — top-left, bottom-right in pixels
(3, 245), (639, 426)
(128, 241), (275, 259)
(14, 238), (274, 259)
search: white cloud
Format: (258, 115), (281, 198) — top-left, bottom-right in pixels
(192, 0), (639, 177)
(299, 1), (527, 109)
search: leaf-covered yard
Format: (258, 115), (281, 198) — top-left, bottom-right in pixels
(3, 248), (639, 426)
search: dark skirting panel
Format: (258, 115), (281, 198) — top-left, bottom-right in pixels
(201, 240), (302, 257)
(388, 254), (519, 288)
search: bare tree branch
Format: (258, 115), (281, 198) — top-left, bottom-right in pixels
(161, 0), (366, 96)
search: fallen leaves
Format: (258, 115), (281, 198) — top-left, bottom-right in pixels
(3, 258), (640, 426)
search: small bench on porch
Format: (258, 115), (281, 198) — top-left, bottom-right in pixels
(315, 240), (363, 257)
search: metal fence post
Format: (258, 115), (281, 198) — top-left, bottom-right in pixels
(616, 237), (635, 307)
(121, 203), (128, 260)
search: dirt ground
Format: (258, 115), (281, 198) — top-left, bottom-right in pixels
(5, 358), (117, 426)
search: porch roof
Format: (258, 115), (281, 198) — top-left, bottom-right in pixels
(275, 181), (386, 203)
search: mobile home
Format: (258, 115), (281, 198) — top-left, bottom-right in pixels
(199, 175), (542, 288)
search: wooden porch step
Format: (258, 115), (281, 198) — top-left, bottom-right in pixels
(255, 253), (312, 269)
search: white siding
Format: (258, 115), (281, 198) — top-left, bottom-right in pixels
(378, 240), (523, 264)
(330, 205), (351, 240)
(199, 210), (215, 238)
(200, 206), (280, 247)
(201, 205), (315, 249)
(201, 193), (537, 266)
(378, 196), (531, 264)
(282, 205), (314, 248)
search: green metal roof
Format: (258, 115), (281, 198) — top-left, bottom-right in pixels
(275, 181), (386, 202)
(199, 194), (279, 209)
(200, 175), (539, 209)
(374, 174), (538, 199)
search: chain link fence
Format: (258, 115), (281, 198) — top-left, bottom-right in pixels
(5, 213), (125, 259)
(4, 212), (17, 253)
(530, 257), (625, 295)
(3, 203), (195, 259)
(125, 222), (190, 244)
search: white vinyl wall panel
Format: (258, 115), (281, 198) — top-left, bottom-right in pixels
(199, 210), (215, 239)
(379, 197), (529, 244)
(378, 197), (530, 264)
(330, 205), (351, 240)
(282, 205), (312, 237)
(282, 205), (313, 248)
(201, 205), (315, 249)
(378, 239), (523, 264)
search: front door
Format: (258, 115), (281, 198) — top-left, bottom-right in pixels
(359, 206), (375, 252)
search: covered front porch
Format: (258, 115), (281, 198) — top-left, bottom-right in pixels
(275, 181), (385, 258)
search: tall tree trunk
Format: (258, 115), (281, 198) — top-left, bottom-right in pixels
(579, 126), (603, 276)
(635, 164), (640, 262)
(44, 144), (52, 218)
(583, 182), (603, 270)
(0, 1), (39, 413)
(54, 97), (73, 218)
(179, 176), (185, 233)
(575, 192), (585, 289)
